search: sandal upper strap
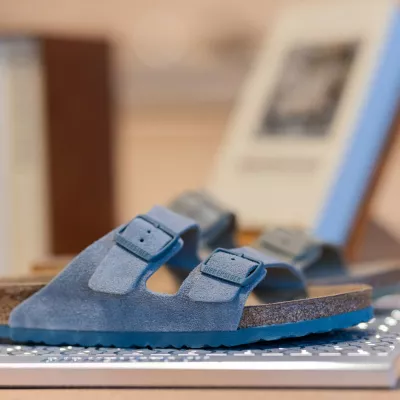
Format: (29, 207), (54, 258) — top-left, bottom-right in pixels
(169, 190), (236, 249)
(88, 206), (200, 295)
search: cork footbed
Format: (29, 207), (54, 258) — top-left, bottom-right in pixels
(0, 274), (371, 331)
(0, 282), (46, 326)
(239, 284), (371, 328)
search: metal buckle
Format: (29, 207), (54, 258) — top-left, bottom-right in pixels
(200, 248), (264, 286)
(115, 214), (179, 262)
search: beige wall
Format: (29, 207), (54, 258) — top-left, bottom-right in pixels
(1, 0), (400, 252)
(117, 105), (230, 220)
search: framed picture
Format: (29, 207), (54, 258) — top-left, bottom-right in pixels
(209, 0), (400, 250)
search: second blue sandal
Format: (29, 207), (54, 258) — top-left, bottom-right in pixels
(4, 206), (372, 348)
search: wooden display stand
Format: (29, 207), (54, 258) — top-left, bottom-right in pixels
(345, 105), (400, 261)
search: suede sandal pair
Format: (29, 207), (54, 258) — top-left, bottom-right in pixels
(0, 206), (371, 348)
(171, 190), (400, 300)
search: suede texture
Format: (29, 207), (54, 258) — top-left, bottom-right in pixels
(88, 207), (200, 295)
(9, 206), (305, 333)
(188, 249), (265, 303)
(255, 228), (347, 280)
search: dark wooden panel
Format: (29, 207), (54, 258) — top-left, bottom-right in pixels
(345, 105), (400, 262)
(41, 37), (115, 254)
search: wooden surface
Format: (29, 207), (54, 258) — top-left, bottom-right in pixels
(0, 387), (399, 399)
(29, 227), (400, 280)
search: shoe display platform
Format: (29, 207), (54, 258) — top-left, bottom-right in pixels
(0, 308), (399, 388)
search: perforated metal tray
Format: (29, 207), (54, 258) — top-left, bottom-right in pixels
(0, 309), (399, 388)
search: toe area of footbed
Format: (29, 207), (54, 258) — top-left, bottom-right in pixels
(0, 283), (45, 326)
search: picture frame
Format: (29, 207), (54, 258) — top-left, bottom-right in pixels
(209, 0), (400, 252)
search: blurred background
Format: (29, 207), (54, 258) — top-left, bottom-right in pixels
(1, 0), (400, 276)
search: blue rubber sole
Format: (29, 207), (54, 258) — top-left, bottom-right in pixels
(0, 325), (9, 339)
(0, 307), (373, 348)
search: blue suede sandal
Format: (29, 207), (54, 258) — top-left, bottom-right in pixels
(1, 206), (372, 348)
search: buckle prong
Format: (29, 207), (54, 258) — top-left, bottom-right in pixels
(201, 248), (264, 287)
(115, 214), (179, 262)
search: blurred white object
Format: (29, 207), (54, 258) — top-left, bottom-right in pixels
(375, 295), (400, 311)
(209, 0), (400, 246)
(0, 38), (49, 275)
